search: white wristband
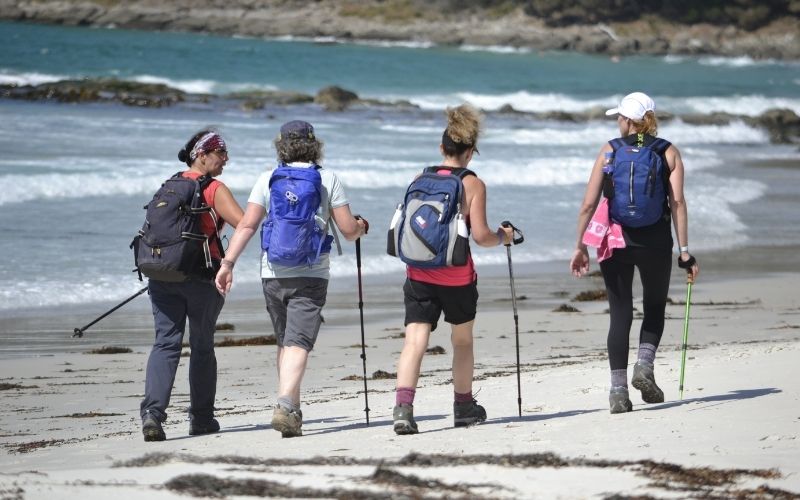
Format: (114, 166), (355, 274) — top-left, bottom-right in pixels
(679, 246), (689, 253)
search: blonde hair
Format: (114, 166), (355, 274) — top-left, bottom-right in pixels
(631, 110), (658, 136)
(442, 103), (482, 155)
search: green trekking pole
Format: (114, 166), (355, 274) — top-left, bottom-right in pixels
(677, 255), (697, 399)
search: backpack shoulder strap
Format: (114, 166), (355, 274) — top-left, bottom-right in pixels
(649, 138), (672, 155)
(453, 168), (476, 180)
(423, 166), (476, 179)
(608, 138), (626, 152)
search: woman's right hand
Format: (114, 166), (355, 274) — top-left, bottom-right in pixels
(570, 247), (590, 277)
(215, 267), (233, 296)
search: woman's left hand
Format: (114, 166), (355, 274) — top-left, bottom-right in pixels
(570, 247), (590, 277)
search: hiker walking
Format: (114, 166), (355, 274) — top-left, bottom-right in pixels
(569, 92), (699, 413)
(214, 120), (367, 438)
(390, 104), (514, 434)
(140, 130), (243, 441)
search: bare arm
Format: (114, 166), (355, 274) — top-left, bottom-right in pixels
(666, 145), (699, 279)
(464, 176), (512, 247)
(215, 202), (266, 295)
(331, 204), (366, 241)
(213, 184), (244, 228)
(569, 144), (609, 276)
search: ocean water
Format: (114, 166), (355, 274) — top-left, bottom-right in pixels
(1, 21), (799, 314)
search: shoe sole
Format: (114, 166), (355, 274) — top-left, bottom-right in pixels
(609, 400), (633, 414)
(393, 421), (418, 435)
(189, 428), (219, 436)
(272, 419), (302, 438)
(632, 375), (665, 404)
(143, 428), (166, 441)
(454, 416), (486, 428)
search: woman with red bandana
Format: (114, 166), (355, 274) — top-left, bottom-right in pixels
(140, 130), (243, 442)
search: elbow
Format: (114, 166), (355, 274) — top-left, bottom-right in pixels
(472, 229), (499, 248)
(578, 203), (596, 218)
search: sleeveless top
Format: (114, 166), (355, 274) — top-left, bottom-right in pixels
(182, 171), (225, 260)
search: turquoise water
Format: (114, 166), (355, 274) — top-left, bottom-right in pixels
(0, 20), (799, 314)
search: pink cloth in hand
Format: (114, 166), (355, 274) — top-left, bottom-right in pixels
(582, 198), (626, 262)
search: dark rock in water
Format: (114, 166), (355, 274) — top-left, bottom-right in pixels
(315, 86), (359, 111)
(679, 112), (738, 126)
(1, 78), (186, 107)
(751, 108), (800, 144)
(227, 89), (314, 111)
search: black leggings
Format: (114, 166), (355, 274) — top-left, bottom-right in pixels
(600, 247), (672, 370)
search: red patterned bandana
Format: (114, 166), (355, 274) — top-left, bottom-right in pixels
(190, 132), (226, 161)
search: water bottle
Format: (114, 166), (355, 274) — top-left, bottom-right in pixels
(387, 203), (403, 257)
(389, 203), (403, 229)
(602, 151), (614, 174)
(602, 151), (615, 198)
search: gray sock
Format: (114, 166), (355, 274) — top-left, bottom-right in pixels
(637, 343), (657, 366)
(277, 396), (299, 413)
(611, 369), (628, 388)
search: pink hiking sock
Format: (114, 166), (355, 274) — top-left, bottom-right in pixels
(454, 390), (473, 404)
(396, 387), (416, 406)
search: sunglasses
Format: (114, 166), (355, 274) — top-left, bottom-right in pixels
(210, 148), (228, 157)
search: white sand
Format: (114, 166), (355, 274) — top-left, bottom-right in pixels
(1, 270), (799, 498)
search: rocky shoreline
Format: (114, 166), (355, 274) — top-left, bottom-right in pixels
(3, 78), (799, 145)
(1, 1), (798, 60)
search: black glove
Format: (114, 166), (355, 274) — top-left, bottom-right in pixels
(677, 254), (696, 269)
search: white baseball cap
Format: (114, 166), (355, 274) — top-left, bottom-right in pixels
(605, 92), (656, 120)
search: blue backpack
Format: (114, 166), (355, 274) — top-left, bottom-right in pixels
(387, 166), (472, 268)
(261, 164), (333, 267)
(606, 136), (671, 227)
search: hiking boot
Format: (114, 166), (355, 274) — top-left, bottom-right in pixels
(393, 404), (418, 435)
(453, 399), (487, 427)
(189, 417), (220, 436)
(631, 362), (665, 404)
(271, 406), (302, 438)
(142, 411), (166, 442)
(609, 386), (633, 414)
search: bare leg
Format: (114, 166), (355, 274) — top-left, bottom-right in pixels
(396, 322), (431, 389)
(277, 345), (309, 405)
(451, 320), (475, 394)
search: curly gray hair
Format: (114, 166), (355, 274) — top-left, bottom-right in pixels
(274, 137), (324, 164)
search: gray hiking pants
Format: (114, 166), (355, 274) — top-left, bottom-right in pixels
(140, 279), (224, 423)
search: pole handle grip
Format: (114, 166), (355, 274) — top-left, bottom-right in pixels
(501, 221), (525, 245)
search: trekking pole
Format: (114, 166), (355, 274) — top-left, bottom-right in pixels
(72, 286), (148, 338)
(678, 260), (696, 399)
(354, 216), (370, 425)
(501, 221), (525, 417)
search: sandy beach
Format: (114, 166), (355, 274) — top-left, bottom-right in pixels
(1, 253), (799, 498)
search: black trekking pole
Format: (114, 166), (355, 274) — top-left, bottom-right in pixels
(72, 286), (148, 338)
(354, 216), (370, 425)
(501, 221), (525, 417)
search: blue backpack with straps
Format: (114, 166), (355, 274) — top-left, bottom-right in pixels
(606, 136), (671, 228)
(387, 166), (472, 268)
(261, 164), (333, 267)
